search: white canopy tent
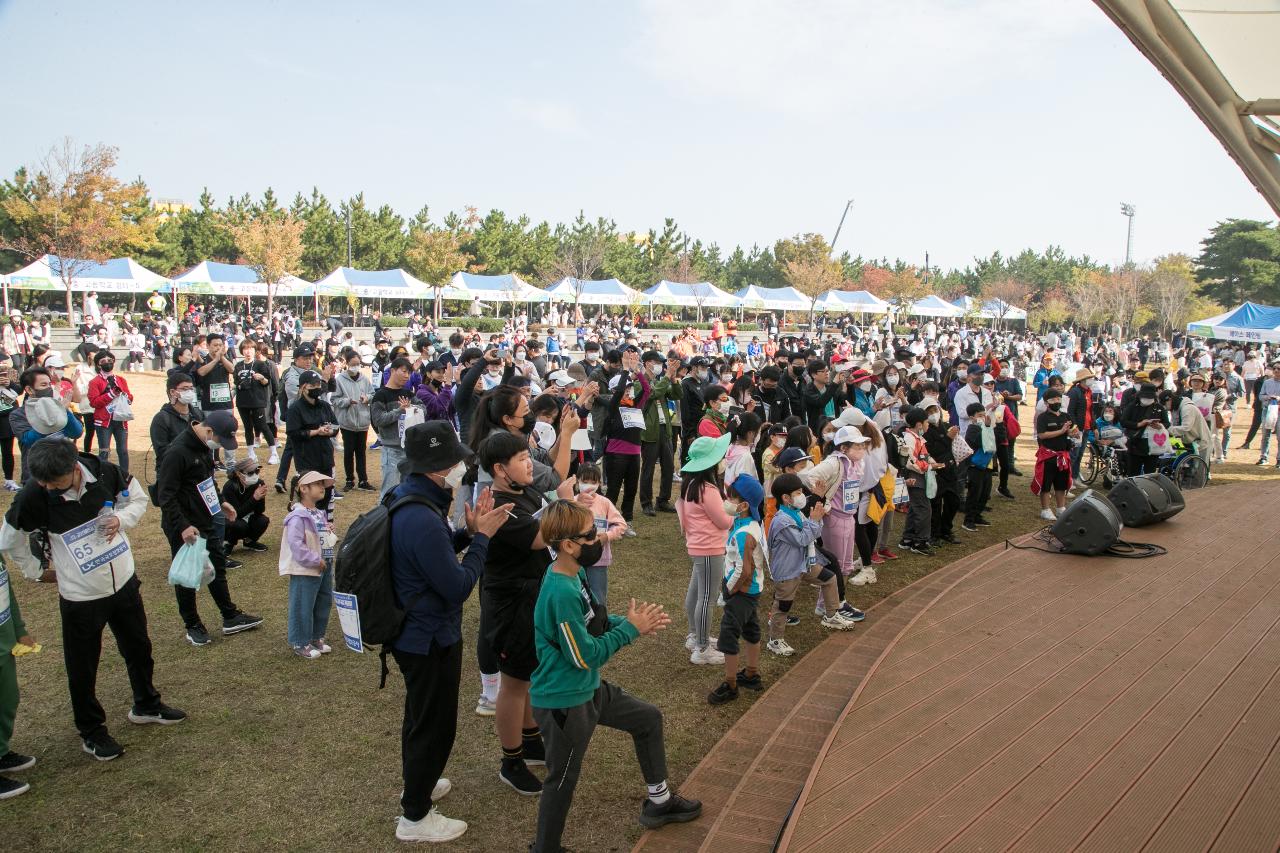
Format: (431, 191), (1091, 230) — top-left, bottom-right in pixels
(5, 254), (168, 294)
(545, 277), (649, 306)
(733, 285), (811, 312)
(170, 261), (312, 297)
(312, 266), (431, 299)
(952, 295), (1029, 321)
(814, 289), (892, 315)
(907, 295), (963, 318)
(643, 280), (740, 320)
(448, 271), (547, 303)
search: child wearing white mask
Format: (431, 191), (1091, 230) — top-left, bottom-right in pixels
(571, 464), (627, 605)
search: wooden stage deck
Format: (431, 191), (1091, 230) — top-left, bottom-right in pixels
(637, 479), (1280, 853)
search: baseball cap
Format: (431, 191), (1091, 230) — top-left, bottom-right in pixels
(774, 447), (811, 469)
(298, 370), (324, 387)
(201, 409), (239, 451)
(832, 426), (870, 447)
(293, 343), (316, 359)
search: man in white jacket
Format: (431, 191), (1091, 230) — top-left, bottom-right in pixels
(0, 437), (185, 761)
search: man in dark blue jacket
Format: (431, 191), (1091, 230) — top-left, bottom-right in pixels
(388, 420), (510, 844)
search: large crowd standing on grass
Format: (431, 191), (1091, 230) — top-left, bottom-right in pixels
(0, 294), (1278, 848)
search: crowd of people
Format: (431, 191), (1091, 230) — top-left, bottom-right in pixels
(0, 294), (1278, 849)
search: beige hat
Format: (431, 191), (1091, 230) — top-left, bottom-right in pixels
(906, 363), (925, 376)
(831, 406), (867, 428)
(1072, 367), (1095, 384)
(26, 397), (66, 435)
(296, 470), (334, 488)
(870, 359), (888, 374)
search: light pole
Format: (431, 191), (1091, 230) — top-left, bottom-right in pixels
(1119, 202), (1135, 267)
(830, 199), (854, 252)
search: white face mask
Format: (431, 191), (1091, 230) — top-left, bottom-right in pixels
(177, 388), (198, 405)
(695, 370), (708, 382)
(585, 353), (599, 363)
(487, 368), (501, 378)
(347, 367), (361, 378)
(885, 374), (899, 386)
(1083, 378), (1094, 389)
(648, 362), (662, 376)
(772, 435), (786, 448)
(858, 381), (873, 393)
(718, 401), (732, 415)
(720, 373), (733, 383)
(450, 347), (462, 357)
(243, 474), (260, 485)
(787, 491), (806, 508)
(515, 352), (526, 363)
(443, 460), (467, 490)
(1140, 397), (1155, 406)
(578, 483), (599, 495)
(205, 438), (222, 451)
(927, 412), (940, 424)
(723, 499), (742, 516)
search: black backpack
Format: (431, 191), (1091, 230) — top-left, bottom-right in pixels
(334, 492), (437, 685)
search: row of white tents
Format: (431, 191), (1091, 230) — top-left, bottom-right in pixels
(0, 254), (1029, 320)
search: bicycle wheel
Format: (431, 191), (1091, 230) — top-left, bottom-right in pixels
(1174, 454), (1209, 490)
(1080, 443), (1102, 486)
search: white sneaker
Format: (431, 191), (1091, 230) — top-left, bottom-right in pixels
(432, 778), (452, 801)
(396, 808), (467, 843)
(1040, 508), (1056, 521)
(767, 638), (795, 656)
(863, 567), (877, 584)
(820, 614), (855, 630)
(814, 601), (827, 617)
(2, 480), (17, 492)
(475, 695), (496, 717)
(267, 451), (279, 465)
(690, 646), (725, 665)
(248, 448), (259, 462)
(684, 633), (696, 651)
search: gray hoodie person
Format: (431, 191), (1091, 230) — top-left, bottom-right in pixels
(331, 368), (373, 432)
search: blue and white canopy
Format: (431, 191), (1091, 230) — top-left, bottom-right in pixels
(734, 285), (811, 311)
(814, 289), (891, 314)
(908, 295), (963, 317)
(643, 280), (739, 309)
(545, 277), (648, 306)
(170, 261), (311, 297)
(4, 254), (168, 293)
(313, 267), (431, 299)
(1187, 301), (1280, 343)
(952, 295), (1028, 321)
(448, 271), (547, 303)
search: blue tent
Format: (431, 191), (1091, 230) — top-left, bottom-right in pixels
(448, 271), (546, 302)
(1187, 301), (1280, 343)
(545, 277), (648, 305)
(169, 261), (312, 297)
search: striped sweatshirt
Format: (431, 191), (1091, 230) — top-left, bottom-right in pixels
(530, 566), (639, 709)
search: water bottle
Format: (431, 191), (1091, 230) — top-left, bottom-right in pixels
(96, 501), (116, 545)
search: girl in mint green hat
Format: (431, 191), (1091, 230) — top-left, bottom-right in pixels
(675, 434), (734, 666)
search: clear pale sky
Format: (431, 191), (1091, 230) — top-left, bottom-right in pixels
(1, 0), (1274, 273)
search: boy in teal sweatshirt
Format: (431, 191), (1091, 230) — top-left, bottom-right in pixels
(529, 500), (701, 852)
(1, 555), (37, 799)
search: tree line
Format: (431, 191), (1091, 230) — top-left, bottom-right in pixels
(1, 140), (1278, 333)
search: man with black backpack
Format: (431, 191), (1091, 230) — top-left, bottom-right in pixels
(384, 421), (509, 843)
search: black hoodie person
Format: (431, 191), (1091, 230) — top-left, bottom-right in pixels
(286, 369), (339, 514)
(157, 409), (263, 646)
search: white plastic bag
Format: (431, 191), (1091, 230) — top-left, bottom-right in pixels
(109, 394), (134, 422)
(167, 536), (213, 589)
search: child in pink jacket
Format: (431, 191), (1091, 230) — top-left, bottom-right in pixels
(572, 464), (627, 606)
(675, 434), (734, 666)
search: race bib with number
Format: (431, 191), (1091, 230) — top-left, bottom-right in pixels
(840, 479), (859, 513)
(197, 477), (222, 515)
(208, 383), (231, 403)
(59, 517), (131, 575)
(0, 564), (10, 626)
(594, 517), (608, 532)
(619, 406), (645, 430)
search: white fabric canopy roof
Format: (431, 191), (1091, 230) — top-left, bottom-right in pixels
(733, 285), (812, 311)
(170, 261), (311, 297)
(952, 295), (1029, 321)
(1187, 300), (1280, 342)
(814, 289), (892, 314)
(545, 277), (648, 306)
(908, 295), (963, 317)
(643, 280), (739, 308)
(311, 267), (432, 299)
(448, 272), (547, 303)
(4, 254), (167, 293)
(1096, 0), (1280, 215)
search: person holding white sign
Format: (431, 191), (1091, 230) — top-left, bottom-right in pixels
(156, 410), (263, 648)
(0, 436), (184, 763)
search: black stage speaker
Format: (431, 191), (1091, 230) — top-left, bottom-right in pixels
(1106, 473), (1185, 527)
(1052, 489), (1123, 555)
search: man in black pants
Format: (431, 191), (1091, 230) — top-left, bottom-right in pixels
(639, 350), (680, 516)
(284, 370), (338, 520)
(156, 410), (262, 647)
(388, 422), (509, 843)
(0, 437), (185, 760)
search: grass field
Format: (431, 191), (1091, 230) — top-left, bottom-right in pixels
(4, 372), (1276, 852)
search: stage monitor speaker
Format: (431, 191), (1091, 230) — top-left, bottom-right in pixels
(1106, 473), (1185, 527)
(1052, 489), (1123, 555)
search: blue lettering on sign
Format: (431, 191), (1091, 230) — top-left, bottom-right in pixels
(61, 518), (130, 574)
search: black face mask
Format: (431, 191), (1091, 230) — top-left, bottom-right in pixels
(574, 539), (604, 567)
(1048, 402), (1061, 410)
(792, 366), (805, 377)
(100, 363), (114, 373)
(33, 387), (54, 399)
(521, 413), (537, 436)
(302, 388), (319, 402)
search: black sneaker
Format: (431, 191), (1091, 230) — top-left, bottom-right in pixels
(356, 482), (376, 492)
(655, 502), (678, 514)
(708, 681), (739, 705)
(274, 481), (286, 494)
(222, 612), (264, 635)
(127, 703), (188, 726)
(913, 543), (936, 557)
(241, 540), (269, 553)
(82, 732), (124, 761)
(838, 603), (866, 622)
(640, 793), (703, 828)
(498, 759), (542, 796)
(786, 614), (801, 626)
(224, 557), (244, 570)
(1008, 468), (1024, 477)
(642, 504), (656, 517)
(522, 737), (546, 767)
(343, 481), (355, 492)
(0, 751), (35, 773)
(736, 669), (764, 691)
(186, 625), (213, 647)
(975, 517), (993, 527)
(0, 775), (30, 800)
(941, 534), (961, 545)
(997, 487), (1015, 500)
(961, 522), (978, 532)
